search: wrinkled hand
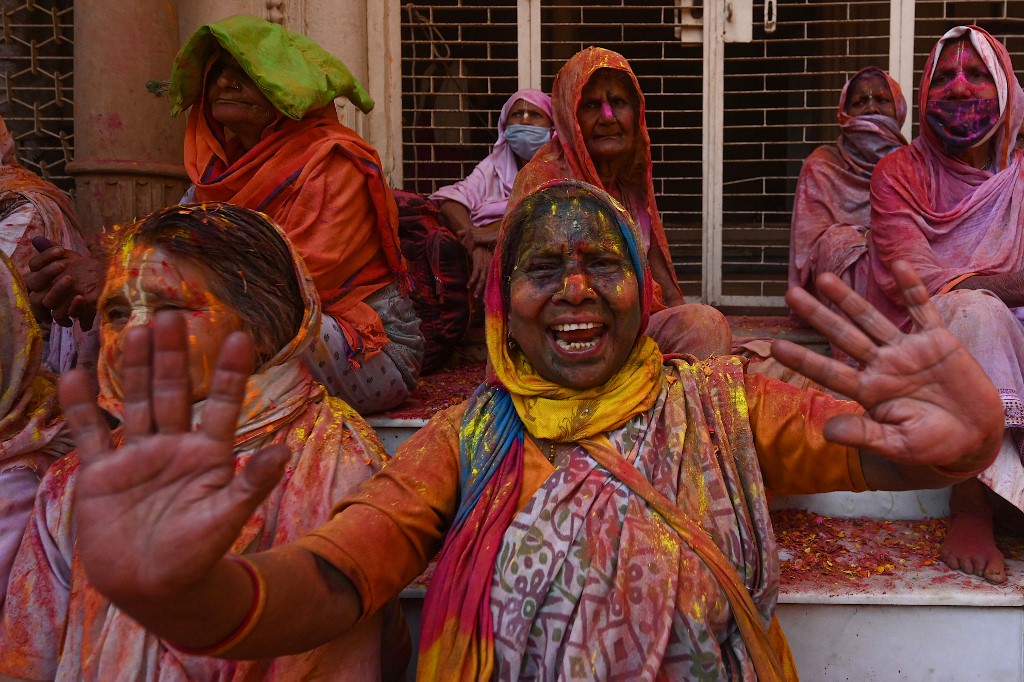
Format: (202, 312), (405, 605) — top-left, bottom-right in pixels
(468, 246), (491, 301)
(26, 237), (105, 330)
(60, 311), (290, 606)
(771, 260), (1003, 470)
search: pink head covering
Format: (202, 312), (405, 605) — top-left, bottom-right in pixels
(429, 88), (552, 226)
(835, 66), (908, 176)
(867, 25), (1024, 329)
(789, 66), (908, 292)
(919, 25), (1024, 170)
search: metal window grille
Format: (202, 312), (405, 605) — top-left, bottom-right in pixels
(400, 1), (519, 198)
(399, 0), (1024, 310)
(0, 0), (73, 191)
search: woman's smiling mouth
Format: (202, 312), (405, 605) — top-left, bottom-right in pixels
(551, 321), (605, 352)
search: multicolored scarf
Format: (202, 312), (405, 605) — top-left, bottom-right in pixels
(418, 180), (664, 679)
(509, 47), (683, 309)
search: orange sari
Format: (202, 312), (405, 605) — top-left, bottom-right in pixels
(185, 54), (409, 360)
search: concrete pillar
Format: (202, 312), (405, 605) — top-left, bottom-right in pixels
(69, 0), (189, 234)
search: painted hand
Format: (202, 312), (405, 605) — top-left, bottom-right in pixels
(771, 260), (1003, 472)
(61, 311), (290, 609)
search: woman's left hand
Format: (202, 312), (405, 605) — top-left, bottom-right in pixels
(771, 261), (1003, 473)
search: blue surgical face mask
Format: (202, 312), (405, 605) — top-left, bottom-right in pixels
(503, 124), (551, 160)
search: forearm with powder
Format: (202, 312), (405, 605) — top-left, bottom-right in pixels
(128, 545), (362, 658)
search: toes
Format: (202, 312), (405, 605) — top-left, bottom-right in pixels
(983, 558), (1008, 585)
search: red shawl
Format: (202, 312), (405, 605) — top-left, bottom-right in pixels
(867, 25), (1024, 329)
(185, 55), (408, 359)
(789, 67), (907, 295)
(509, 47), (682, 307)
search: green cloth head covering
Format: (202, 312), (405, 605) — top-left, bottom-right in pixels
(168, 14), (374, 120)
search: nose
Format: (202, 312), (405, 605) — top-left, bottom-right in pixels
(862, 100), (879, 115)
(216, 67), (240, 90)
(554, 267), (597, 304)
(946, 73), (972, 99)
(125, 308), (154, 329)
(599, 100), (614, 121)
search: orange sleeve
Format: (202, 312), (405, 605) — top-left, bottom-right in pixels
(295, 404), (466, 620)
(744, 372), (870, 495)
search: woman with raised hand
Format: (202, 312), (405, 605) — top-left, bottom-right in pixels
(0, 203), (402, 680)
(57, 181), (1000, 680)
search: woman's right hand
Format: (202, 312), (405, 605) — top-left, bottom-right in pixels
(60, 311), (291, 618)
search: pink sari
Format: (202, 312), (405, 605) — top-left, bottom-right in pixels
(867, 25), (1024, 329)
(430, 89), (552, 226)
(789, 67), (907, 300)
(867, 25), (1024, 512)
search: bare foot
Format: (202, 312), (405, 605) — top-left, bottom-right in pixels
(940, 479), (1007, 584)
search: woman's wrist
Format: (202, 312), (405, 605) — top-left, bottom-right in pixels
(158, 554), (264, 655)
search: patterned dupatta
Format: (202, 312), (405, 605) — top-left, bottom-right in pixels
(418, 180), (660, 679)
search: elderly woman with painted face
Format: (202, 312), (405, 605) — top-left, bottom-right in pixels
(511, 47), (731, 359)
(53, 181), (999, 680)
(0, 204), (402, 680)
(431, 89), (553, 303)
(789, 66), (907, 326)
(24, 15), (423, 415)
(867, 25), (1024, 585)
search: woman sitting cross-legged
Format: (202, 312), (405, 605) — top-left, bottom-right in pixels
(53, 181), (1000, 680)
(0, 204), (404, 681)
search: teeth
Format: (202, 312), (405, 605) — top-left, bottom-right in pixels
(552, 322), (601, 332)
(556, 338), (600, 352)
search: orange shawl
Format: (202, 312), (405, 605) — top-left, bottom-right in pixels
(510, 47), (682, 307)
(184, 54), (408, 360)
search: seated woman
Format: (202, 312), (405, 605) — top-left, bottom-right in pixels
(0, 204), (400, 680)
(789, 66), (907, 326)
(0, 115), (96, 376)
(0, 251), (72, 607)
(510, 47), (731, 358)
(25, 15), (423, 415)
(54, 181), (1000, 679)
(430, 89), (553, 305)
(867, 25), (1024, 584)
